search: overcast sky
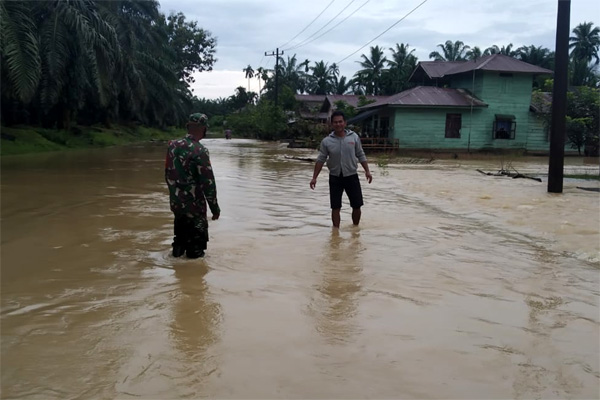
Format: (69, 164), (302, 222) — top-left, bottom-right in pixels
(158, 0), (600, 100)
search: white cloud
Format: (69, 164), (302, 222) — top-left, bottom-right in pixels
(190, 70), (261, 100)
(160, 0), (600, 99)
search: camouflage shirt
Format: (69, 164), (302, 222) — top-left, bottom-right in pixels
(165, 134), (220, 219)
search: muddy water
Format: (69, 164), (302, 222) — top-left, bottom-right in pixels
(1, 139), (599, 399)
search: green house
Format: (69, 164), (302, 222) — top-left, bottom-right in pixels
(354, 54), (555, 153)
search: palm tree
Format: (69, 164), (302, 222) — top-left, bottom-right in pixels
(355, 45), (388, 95)
(386, 43), (417, 93)
(256, 66), (264, 96)
(484, 44), (516, 57)
(429, 40), (470, 61)
(466, 46), (483, 60)
(307, 60), (336, 95)
(515, 45), (554, 69)
(277, 54), (308, 93)
(570, 21), (600, 65)
(243, 65), (254, 92)
(0, 1), (42, 103)
(332, 75), (352, 95)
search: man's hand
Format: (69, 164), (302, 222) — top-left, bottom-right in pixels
(365, 171), (373, 184)
(212, 213), (220, 220)
(310, 178), (317, 190)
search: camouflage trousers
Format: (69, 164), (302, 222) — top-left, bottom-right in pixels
(172, 214), (209, 258)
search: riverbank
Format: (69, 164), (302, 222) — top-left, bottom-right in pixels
(0, 125), (228, 156)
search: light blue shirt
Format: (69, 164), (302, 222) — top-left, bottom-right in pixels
(316, 130), (367, 177)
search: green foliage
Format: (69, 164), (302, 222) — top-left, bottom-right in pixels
(333, 100), (356, 119)
(357, 96), (376, 107)
(1, 0), (216, 129)
(566, 117), (591, 154)
(208, 115), (225, 127)
(1, 125), (176, 156)
(164, 12), (217, 84)
(226, 101), (288, 140)
(533, 85), (599, 156)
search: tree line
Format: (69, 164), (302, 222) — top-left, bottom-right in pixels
(243, 21), (599, 102)
(1, 0), (216, 129)
(1, 0), (598, 135)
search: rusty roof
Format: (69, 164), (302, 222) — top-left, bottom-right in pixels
(359, 86), (488, 109)
(410, 54), (553, 81)
(325, 94), (389, 108)
(295, 94), (327, 102)
(411, 61), (464, 79)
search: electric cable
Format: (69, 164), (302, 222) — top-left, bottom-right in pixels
(284, 0), (370, 52)
(336, 0), (429, 65)
(278, 0), (336, 49)
(283, 0), (357, 52)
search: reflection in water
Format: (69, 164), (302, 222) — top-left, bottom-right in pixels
(311, 229), (364, 344)
(171, 264), (221, 360)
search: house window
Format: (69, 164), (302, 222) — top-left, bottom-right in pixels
(493, 114), (516, 139)
(445, 113), (461, 138)
(499, 73), (513, 93)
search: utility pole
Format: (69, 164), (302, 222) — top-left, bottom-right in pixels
(265, 48), (283, 107)
(548, 0), (570, 193)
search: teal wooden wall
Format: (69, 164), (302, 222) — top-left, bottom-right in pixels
(390, 71), (550, 152)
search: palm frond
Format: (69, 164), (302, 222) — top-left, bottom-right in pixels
(0, 1), (41, 102)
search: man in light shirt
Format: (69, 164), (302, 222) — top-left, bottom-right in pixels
(310, 110), (373, 228)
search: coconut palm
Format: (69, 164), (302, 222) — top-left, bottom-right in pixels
(255, 66), (264, 96)
(429, 40), (470, 61)
(354, 45), (388, 95)
(276, 54), (308, 93)
(307, 60), (336, 95)
(569, 21), (600, 64)
(385, 43), (417, 93)
(332, 75), (353, 95)
(243, 64), (254, 91)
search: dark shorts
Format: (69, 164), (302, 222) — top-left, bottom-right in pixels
(329, 173), (364, 209)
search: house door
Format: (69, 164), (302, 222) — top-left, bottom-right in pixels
(379, 117), (390, 138)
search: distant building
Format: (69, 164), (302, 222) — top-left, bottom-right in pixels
(352, 54), (559, 153)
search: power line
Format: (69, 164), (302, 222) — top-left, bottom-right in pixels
(336, 0), (429, 65)
(278, 0), (336, 50)
(284, 0), (370, 52)
(283, 0), (358, 52)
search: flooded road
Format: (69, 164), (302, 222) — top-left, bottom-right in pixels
(1, 139), (599, 399)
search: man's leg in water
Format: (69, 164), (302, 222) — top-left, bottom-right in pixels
(352, 208), (361, 225)
(331, 208), (341, 228)
(186, 216), (208, 258)
(172, 215), (189, 257)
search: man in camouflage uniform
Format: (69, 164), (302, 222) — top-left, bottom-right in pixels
(165, 113), (220, 258)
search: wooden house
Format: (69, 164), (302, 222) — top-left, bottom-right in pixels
(353, 54), (555, 153)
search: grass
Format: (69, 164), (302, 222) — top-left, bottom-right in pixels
(1, 125), (181, 156)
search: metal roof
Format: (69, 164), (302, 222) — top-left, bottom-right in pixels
(410, 54), (553, 81)
(347, 109), (379, 124)
(411, 61), (464, 79)
(294, 94), (327, 103)
(359, 86), (488, 109)
(325, 94), (389, 108)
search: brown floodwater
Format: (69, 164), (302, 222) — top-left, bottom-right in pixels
(1, 139), (599, 399)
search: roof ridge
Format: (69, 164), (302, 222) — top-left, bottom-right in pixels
(475, 54), (496, 70)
